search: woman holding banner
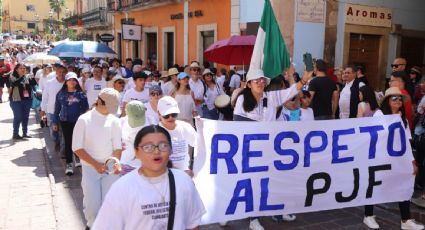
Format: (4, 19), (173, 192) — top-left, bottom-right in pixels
(362, 87), (424, 230)
(233, 66), (312, 230)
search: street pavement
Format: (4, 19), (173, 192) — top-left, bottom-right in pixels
(1, 87), (425, 230)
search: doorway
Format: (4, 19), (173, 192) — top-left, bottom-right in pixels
(164, 32), (174, 69)
(401, 37), (425, 70)
(201, 30), (214, 67)
(348, 33), (381, 89)
(146, 32), (157, 69)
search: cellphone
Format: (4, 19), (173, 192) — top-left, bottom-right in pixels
(303, 53), (314, 72)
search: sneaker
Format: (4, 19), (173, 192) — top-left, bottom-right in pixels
(218, 221), (227, 226)
(412, 197), (425, 208)
(65, 163), (74, 176)
(363, 216), (380, 229)
(249, 219), (264, 230)
(12, 134), (23, 140)
(22, 134), (31, 138)
(74, 155), (82, 167)
(401, 219), (424, 230)
(282, 214), (296, 222)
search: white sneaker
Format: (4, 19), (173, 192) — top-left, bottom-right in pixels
(363, 216), (379, 229)
(74, 155), (81, 167)
(249, 219), (264, 230)
(401, 219), (424, 230)
(218, 221), (227, 226)
(282, 214), (296, 222)
(65, 163), (74, 175)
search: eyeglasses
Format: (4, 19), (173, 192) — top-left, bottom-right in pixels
(390, 96), (403, 101)
(391, 64), (406, 68)
(191, 68), (200, 72)
(162, 113), (178, 119)
(251, 78), (266, 84)
(137, 142), (170, 153)
(150, 92), (161, 96)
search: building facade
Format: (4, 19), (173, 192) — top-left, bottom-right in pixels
(242, 0), (425, 90)
(1, 0), (74, 35)
(108, 0), (232, 70)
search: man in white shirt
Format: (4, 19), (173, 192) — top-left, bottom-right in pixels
(84, 65), (107, 108)
(122, 71), (149, 116)
(229, 67), (245, 94)
(216, 68), (227, 89)
(40, 64), (67, 152)
(126, 64), (143, 90)
(37, 64), (54, 91)
(188, 62), (205, 117)
(339, 65), (363, 119)
(109, 58), (126, 78)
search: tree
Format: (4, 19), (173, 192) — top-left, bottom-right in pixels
(48, 0), (65, 20)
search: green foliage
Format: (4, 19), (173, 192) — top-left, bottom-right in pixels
(48, 0), (65, 20)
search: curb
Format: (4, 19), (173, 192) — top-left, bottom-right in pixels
(38, 127), (59, 229)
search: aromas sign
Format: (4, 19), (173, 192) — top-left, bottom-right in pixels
(345, 4), (392, 28)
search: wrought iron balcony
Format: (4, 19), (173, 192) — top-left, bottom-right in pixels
(63, 14), (81, 27)
(82, 7), (112, 29)
(107, 0), (182, 12)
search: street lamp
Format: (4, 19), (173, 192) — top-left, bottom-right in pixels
(48, 9), (54, 34)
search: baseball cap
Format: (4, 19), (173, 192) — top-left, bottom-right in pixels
(125, 101), (146, 128)
(149, 85), (162, 94)
(158, 96), (180, 116)
(177, 72), (189, 80)
(97, 88), (120, 114)
(65, 72), (78, 81)
(144, 70), (152, 76)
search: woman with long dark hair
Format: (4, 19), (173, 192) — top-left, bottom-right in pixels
(362, 87), (423, 230)
(357, 85), (382, 117)
(202, 68), (224, 120)
(53, 72), (89, 175)
(9, 63), (37, 140)
(92, 125), (205, 229)
(171, 72), (197, 124)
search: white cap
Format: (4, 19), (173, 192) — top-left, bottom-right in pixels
(65, 72), (78, 81)
(144, 70), (152, 76)
(158, 96), (180, 116)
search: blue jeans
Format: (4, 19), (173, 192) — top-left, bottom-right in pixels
(48, 113), (64, 151)
(202, 105), (219, 120)
(9, 100), (32, 136)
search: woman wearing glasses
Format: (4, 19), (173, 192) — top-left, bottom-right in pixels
(72, 88), (122, 230)
(233, 67), (312, 230)
(145, 85), (163, 125)
(362, 87), (423, 230)
(92, 125), (205, 230)
(157, 96), (197, 177)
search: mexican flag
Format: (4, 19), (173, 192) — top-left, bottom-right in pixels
(250, 0), (291, 79)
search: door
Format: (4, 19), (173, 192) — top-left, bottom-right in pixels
(201, 30), (214, 67)
(146, 32), (157, 69)
(164, 32), (174, 69)
(401, 37), (425, 70)
(348, 33), (381, 89)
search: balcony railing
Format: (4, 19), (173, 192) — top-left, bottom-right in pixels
(63, 14), (81, 27)
(107, 0), (181, 12)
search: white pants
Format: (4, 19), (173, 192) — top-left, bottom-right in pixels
(81, 165), (119, 227)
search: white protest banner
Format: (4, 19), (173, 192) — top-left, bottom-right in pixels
(193, 115), (414, 224)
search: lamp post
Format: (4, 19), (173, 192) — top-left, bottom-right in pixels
(48, 9), (54, 34)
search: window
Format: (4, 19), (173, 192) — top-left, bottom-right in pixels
(26, 5), (35, 11)
(27, 23), (36, 29)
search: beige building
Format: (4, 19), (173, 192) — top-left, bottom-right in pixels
(1, 0), (74, 35)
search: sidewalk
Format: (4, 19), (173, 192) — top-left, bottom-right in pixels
(0, 88), (84, 230)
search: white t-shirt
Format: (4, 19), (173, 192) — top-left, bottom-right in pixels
(84, 78), (107, 107)
(72, 109), (122, 165)
(174, 94), (196, 124)
(189, 78), (205, 101)
(160, 120), (197, 170)
(38, 72), (55, 92)
(229, 74), (240, 89)
(92, 169), (206, 230)
(162, 81), (175, 96)
(34, 68), (43, 80)
(144, 102), (160, 126)
(300, 108), (315, 121)
(216, 75), (225, 88)
(41, 78), (64, 114)
(204, 84), (224, 110)
(122, 88), (150, 104)
(120, 116), (143, 168)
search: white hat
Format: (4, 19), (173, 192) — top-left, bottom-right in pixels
(246, 69), (270, 85)
(97, 88), (120, 114)
(158, 96), (180, 116)
(82, 67), (90, 73)
(65, 72), (78, 81)
(107, 75), (126, 88)
(189, 62), (200, 68)
(144, 70), (152, 76)
(202, 68), (212, 76)
(167, 67), (179, 76)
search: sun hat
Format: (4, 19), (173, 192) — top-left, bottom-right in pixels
(160, 70), (169, 78)
(97, 88), (120, 114)
(125, 101), (146, 128)
(144, 70), (152, 76)
(158, 96), (180, 116)
(65, 72), (78, 81)
(189, 62), (200, 68)
(167, 67), (179, 76)
(411, 66), (422, 75)
(383, 87), (406, 101)
(149, 85), (162, 94)
(246, 68), (270, 85)
(177, 72), (189, 80)
(82, 67), (91, 73)
(107, 75), (126, 88)
(202, 68), (212, 76)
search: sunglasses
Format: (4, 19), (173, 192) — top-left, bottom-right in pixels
(162, 113), (178, 119)
(150, 92), (161, 96)
(191, 68), (200, 72)
(251, 78), (266, 84)
(390, 96), (403, 101)
(391, 64), (405, 68)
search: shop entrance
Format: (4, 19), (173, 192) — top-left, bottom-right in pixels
(146, 32), (157, 69)
(401, 36), (425, 69)
(348, 33), (381, 89)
